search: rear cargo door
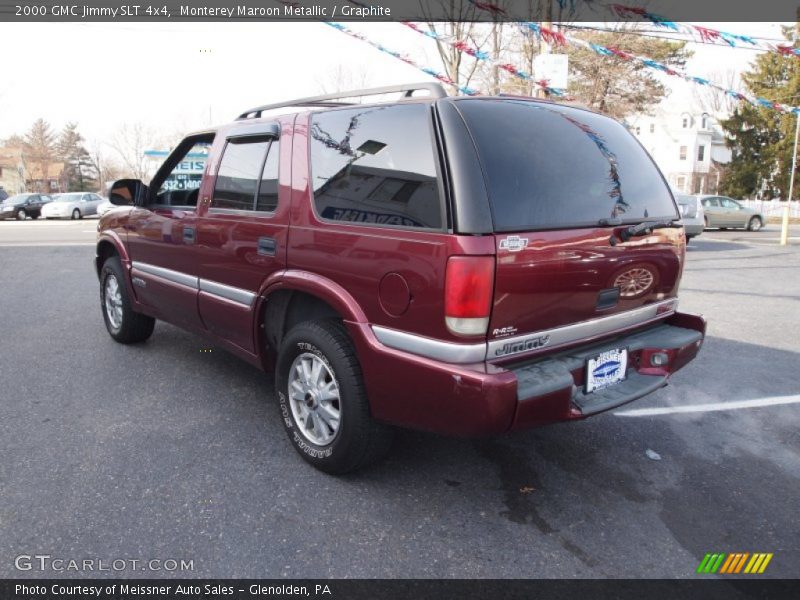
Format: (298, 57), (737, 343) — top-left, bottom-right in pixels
(451, 99), (683, 357)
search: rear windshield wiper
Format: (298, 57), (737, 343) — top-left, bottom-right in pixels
(608, 219), (682, 245)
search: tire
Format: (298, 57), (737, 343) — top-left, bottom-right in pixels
(100, 255), (155, 344)
(71, 209), (80, 220)
(748, 216), (763, 232)
(31, 213), (39, 220)
(16, 209), (26, 221)
(275, 319), (393, 474)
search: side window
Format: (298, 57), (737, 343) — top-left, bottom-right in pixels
(212, 138), (269, 211)
(256, 140), (279, 213)
(309, 104), (443, 230)
(704, 198), (718, 207)
(82, 194), (91, 202)
(155, 138), (213, 206)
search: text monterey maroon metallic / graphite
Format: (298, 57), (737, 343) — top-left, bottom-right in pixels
(96, 83), (706, 473)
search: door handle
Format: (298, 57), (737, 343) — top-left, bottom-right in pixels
(183, 226), (195, 244)
(258, 236), (276, 256)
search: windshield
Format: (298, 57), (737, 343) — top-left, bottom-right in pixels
(53, 194), (83, 202)
(454, 99), (678, 231)
(3, 194), (31, 205)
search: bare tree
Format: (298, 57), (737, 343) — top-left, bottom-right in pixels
(692, 68), (742, 117)
(109, 122), (159, 180)
(421, 0), (493, 93)
(88, 140), (123, 194)
(23, 119), (58, 193)
(316, 64), (373, 95)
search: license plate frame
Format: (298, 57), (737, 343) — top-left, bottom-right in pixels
(585, 348), (628, 393)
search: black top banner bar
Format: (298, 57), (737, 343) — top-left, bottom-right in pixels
(2, 579), (800, 600)
(0, 0), (798, 22)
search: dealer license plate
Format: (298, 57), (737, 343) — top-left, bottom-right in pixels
(585, 348), (628, 393)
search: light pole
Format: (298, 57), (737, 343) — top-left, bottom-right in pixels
(782, 112), (799, 246)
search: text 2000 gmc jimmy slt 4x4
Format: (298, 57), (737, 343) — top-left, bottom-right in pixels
(96, 83), (706, 473)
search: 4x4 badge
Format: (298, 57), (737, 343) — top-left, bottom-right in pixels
(499, 236), (529, 252)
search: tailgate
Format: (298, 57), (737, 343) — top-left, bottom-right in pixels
(489, 227), (683, 359)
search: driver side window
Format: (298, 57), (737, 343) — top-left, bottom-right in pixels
(154, 137), (214, 207)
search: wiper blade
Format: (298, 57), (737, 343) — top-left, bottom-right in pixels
(609, 219), (682, 245)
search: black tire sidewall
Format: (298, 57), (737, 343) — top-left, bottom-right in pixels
(100, 258), (127, 338)
(275, 322), (366, 473)
(72, 209), (80, 220)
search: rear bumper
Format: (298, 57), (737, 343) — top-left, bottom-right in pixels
(349, 311), (705, 436)
(684, 222), (704, 236)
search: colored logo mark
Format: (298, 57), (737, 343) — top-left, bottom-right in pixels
(696, 552), (773, 575)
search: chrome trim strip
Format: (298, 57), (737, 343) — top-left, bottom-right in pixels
(131, 261), (255, 307)
(199, 279), (256, 307)
(487, 299), (678, 359)
(371, 326), (486, 364)
(131, 261), (198, 289)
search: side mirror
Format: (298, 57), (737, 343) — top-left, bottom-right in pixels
(109, 179), (148, 206)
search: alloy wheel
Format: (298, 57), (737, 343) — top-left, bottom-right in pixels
(288, 352), (341, 446)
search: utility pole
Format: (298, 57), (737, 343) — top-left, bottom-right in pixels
(536, 1), (552, 99)
(782, 17), (800, 246)
(782, 114), (798, 246)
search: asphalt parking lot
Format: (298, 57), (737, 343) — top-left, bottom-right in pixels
(0, 220), (798, 579)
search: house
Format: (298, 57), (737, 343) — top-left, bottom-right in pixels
(26, 161), (68, 194)
(0, 146), (27, 194)
(627, 110), (732, 195)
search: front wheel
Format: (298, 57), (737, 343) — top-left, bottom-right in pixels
(748, 216), (763, 231)
(275, 320), (393, 474)
(100, 256), (155, 343)
(16, 209), (26, 220)
(71, 209), (81, 220)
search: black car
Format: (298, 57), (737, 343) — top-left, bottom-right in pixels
(0, 193), (53, 220)
(0, 187), (8, 202)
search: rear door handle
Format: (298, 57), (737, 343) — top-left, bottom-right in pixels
(183, 226), (195, 244)
(258, 236), (276, 256)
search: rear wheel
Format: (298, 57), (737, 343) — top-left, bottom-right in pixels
(16, 209), (26, 220)
(748, 216), (763, 231)
(31, 214), (39, 220)
(275, 320), (393, 474)
(71, 208), (80, 220)
(100, 256), (155, 343)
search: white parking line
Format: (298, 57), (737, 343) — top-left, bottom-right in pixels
(0, 242), (95, 247)
(614, 395), (800, 417)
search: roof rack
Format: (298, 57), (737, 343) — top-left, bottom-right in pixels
(236, 82), (448, 120)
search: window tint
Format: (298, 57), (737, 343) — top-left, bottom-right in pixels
(720, 198), (739, 209)
(309, 104), (442, 230)
(702, 198), (718, 207)
(256, 140), (279, 213)
(213, 139), (269, 210)
(455, 99), (678, 231)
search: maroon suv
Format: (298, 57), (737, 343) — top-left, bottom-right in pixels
(96, 83), (705, 473)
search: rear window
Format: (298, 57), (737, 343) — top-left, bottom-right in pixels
(309, 104), (443, 230)
(455, 99), (678, 231)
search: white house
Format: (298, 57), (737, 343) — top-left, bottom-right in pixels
(627, 109), (732, 195)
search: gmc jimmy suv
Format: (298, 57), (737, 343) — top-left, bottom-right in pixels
(96, 83), (705, 473)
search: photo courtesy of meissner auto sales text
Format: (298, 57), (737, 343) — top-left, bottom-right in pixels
(0, 0), (799, 598)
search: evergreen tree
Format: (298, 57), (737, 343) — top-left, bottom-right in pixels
(720, 26), (800, 200)
(57, 122), (97, 192)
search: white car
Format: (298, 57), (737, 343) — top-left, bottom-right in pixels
(41, 192), (104, 219)
(96, 199), (117, 217)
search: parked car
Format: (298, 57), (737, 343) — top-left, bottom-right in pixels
(41, 192), (104, 219)
(676, 195), (705, 239)
(95, 83), (706, 474)
(0, 187), (8, 202)
(700, 195), (764, 231)
(0, 193), (52, 220)
(96, 199), (116, 217)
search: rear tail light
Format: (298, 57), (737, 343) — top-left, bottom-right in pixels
(444, 256), (494, 336)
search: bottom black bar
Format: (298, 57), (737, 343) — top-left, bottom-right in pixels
(1, 579), (799, 600)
